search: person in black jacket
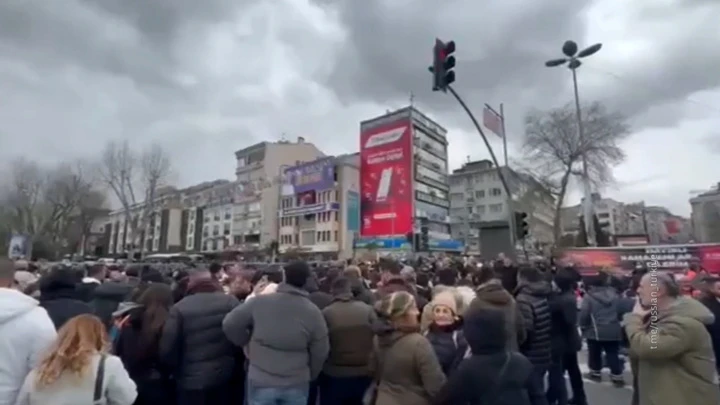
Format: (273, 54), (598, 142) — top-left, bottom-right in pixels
(90, 276), (134, 330)
(159, 270), (240, 405)
(38, 267), (94, 330)
(515, 267), (552, 403)
(697, 276), (720, 379)
(433, 306), (545, 405)
(546, 269), (585, 405)
(115, 283), (175, 405)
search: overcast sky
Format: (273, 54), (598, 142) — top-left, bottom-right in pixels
(1, 0), (719, 216)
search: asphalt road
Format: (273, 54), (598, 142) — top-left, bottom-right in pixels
(573, 348), (633, 405)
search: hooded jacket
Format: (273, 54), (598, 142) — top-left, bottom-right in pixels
(370, 321), (445, 405)
(469, 280), (526, 351)
(90, 281), (134, 329)
(0, 288), (57, 405)
(579, 285), (622, 341)
(514, 281), (552, 369)
(624, 296), (720, 405)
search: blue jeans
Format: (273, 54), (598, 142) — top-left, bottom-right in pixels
(247, 381), (309, 405)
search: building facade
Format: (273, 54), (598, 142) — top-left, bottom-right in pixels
(233, 138), (326, 251)
(277, 153), (360, 259)
(690, 186), (720, 243)
(449, 159), (555, 253)
(357, 106), (461, 251)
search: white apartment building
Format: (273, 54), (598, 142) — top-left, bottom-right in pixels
(277, 153), (360, 259)
(234, 137), (327, 250)
(449, 159), (555, 253)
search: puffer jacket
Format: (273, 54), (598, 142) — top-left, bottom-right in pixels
(579, 286), (623, 341)
(425, 323), (467, 376)
(514, 281), (552, 369)
(38, 268), (93, 330)
(159, 291), (240, 390)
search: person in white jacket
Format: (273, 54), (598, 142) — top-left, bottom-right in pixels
(13, 314), (137, 405)
(0, 258), (56, 405)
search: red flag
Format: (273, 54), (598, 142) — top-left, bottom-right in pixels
(483, 105), (504, 138)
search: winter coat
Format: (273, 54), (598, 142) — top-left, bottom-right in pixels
(370, 324), (445, 405)
(469, 280), (526, 351)
(548, 290), (582, 355)
(0, 288), (56, 405)
(624, 297), (720, 405)
(322, 293), (376, 377)
(115, 306), (174, 404)
(514, 281), (552, 369)
(159, 291), (239, 390)
(424, 323), (468, 375)
(90, 281), (134, 329)
(38, 272), (94, 331)
(698, 294), (720, 372)
(433, 305), (544, 405)
(579, 286), (623, 341)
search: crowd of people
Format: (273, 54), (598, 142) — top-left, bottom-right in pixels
(1, 256), (720, 405)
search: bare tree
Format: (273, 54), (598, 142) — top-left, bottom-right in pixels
(0, 158), (99, 258)
(98, 141), (172, 258)
(520, 101), (630, 242)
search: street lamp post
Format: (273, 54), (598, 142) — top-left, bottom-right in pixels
(545, 40), (602, 246)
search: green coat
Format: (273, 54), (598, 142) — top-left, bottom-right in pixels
(624, 297), (720, 405)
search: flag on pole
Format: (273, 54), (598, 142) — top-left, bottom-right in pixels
(482, 105), (504, 138)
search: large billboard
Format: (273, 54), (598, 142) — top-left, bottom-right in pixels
(360, 119), (412, 237)
(556, 243), (720, 274)
(281, 157), (335, 196)
(346, 191), (360, 232)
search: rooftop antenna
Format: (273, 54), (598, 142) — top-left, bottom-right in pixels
(409, 92), (415, 107)
(280, 132), (287, 142)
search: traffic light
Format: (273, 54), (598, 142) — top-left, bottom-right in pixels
(514, 212), (529, 239)
(432, 39), (456, 92)
(420, 225), (430, 251)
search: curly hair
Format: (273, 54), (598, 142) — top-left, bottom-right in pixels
(35, 314), (108, 387)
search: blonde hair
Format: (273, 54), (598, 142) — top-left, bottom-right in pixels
(36, 314), (108, 387)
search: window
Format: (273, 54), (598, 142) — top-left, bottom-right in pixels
(477, 205), (486, 214)
(489, 204), (503, 213)
(223, 223), (231, 235)
(416, 149), (447, 172)
(248, 202), (261, 213)
(416, 165), (447, 184)
(224, 209), (232, 220)
(490, 188), (502, 197)
(415, 127), (447, 152)
(237, 157), (246, 168)
(187, 236), (194, 249)
(475, 190), (485, 198)
(334, 231), (338, 241)
(213, 211), (220, 221)
(202, 226), (209, 238)
(212, 225), (220, 236)
(414, 182), (448, 200)
(189, 210), (195, 220)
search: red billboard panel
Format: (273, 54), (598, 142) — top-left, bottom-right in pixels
(556, 243), (720, 275)
(360, 120), (412, 237)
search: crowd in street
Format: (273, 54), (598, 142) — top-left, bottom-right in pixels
(1, 256), (720, 405)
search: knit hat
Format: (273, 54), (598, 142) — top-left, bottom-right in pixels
(431, 290), (458, 315)
(375, 291), (416, 320)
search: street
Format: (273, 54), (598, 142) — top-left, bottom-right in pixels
(575, 348), (633, 404)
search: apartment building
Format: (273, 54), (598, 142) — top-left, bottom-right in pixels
(277, 153), (360, 259)
(449, 159), (555, 253)
(179, 179), (236, 252)
(234, 137), (326, 250)
(690, 185), (720, 243)
(107, 187), (184, 255)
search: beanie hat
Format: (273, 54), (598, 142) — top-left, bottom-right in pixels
(431, 290), (458, 315)
(375, 291), (416, 320)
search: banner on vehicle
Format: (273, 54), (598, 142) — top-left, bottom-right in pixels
(556, 243), (720, 274)
(359, 119), (412, 237)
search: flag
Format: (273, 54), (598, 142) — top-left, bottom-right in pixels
(483, 105), (504, 138)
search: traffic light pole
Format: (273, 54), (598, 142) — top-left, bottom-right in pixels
(446, 85), (517, 250)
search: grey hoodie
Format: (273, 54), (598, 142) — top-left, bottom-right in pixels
(579, 286), (623, 341)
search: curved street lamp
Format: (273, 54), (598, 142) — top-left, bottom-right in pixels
(545, 40), (603, 246)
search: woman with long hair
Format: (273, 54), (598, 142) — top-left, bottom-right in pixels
(369, 291), (445, 405)
(115, 283), (175, 405)
(14, 314), (137, 405)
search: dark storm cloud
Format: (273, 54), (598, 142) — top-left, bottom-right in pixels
(317, 0), (591, 113)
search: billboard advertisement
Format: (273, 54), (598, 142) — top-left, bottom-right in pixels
(346, 191), (360, 232)
(360, 119), (412, 237)
(282, 158), (335, 196)
(556, 243), (720, 275)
